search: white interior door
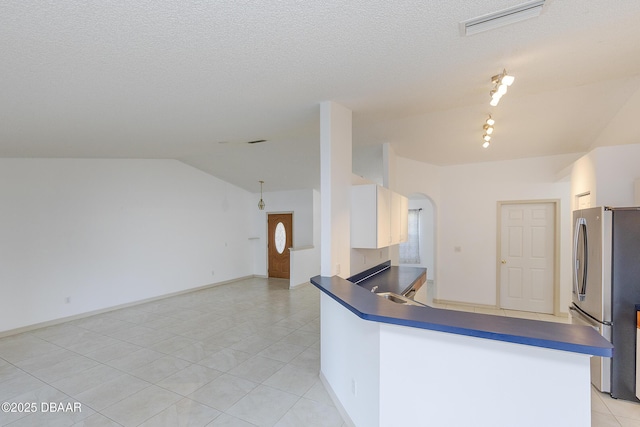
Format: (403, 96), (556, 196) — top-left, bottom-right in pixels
(499, 202), (555, 314)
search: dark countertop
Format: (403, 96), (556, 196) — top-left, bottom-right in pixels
(311, 274), (613, 357)
(347, 261), (425, 295)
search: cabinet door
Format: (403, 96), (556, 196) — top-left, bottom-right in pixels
(390, 192), (409, 244)
(351, 185), (378, 248)
(377, 186), (391, 248)
(390, 192), (401, 245)
(351, 185), (395, 248)
(399, 195), (408, 243)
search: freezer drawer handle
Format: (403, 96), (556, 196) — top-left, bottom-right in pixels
(573, 217), (588, 302)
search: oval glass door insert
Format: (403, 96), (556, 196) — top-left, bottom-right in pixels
(275, 222), (286, 254)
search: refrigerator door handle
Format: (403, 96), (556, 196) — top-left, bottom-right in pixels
(573, 217), (588, 301)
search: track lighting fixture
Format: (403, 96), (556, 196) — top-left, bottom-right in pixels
(482, 115), (494, 148)
(489, 70), (514, 106)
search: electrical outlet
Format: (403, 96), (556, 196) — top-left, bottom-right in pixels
(65, 297), (71, 304)
(211, 270), (215, 276)
(336, 264), (341, 275)
(351, 378), (357, 396)
(363, 255), (366, 264)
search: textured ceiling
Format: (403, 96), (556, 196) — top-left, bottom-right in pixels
(2, 1), (640, 192)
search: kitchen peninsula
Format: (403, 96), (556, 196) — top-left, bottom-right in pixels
(311, 265), (612, 427)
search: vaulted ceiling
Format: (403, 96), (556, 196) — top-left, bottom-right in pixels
(2, 1), (640, 192)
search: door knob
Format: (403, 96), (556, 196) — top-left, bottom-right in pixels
(501, 260), (507, 264)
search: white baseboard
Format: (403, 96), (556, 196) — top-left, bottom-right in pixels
(319, 371), (355, 427)
(432, 298), (498, 310)
(289, 280), (311, 289)
(0, 275), (256, 338)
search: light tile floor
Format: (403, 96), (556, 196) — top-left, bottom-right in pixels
(0, 278), (344, 427)
(1, 278), (639, 426)
(436, 301), (573, 323)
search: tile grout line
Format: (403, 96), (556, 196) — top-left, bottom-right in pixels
(0, 280), (328, 426)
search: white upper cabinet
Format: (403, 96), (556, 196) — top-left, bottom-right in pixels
(351, 184), (390, 248)
(390, 191), (401, 245)
(399, 193), (409, 243)
(351, 184), (407, 248)
(390, 192), (409, 245)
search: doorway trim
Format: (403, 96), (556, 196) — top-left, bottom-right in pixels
(496, 199), (561, 316)
(403, 193), (437, 294)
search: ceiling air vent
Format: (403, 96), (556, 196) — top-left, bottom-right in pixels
(217, 139), (267, 145)
(460, 0), (545, 36)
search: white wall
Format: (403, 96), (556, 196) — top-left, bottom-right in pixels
(437, 154), (576, 307)
(593, 144), (640, 206)
(321, 293), (380, 427)
(350, 247), (390, 276)
(570, 144), (640, 209)
(394, 154), (577, 309)
(251, 189), (318, 278)
(320, 101), (352, 278)
(290, 190), (321, 287)
(0, 158), (254, 333)
(570, 151), (598, 210)
(395, 156), (441, 208)
(356, 144), (640, 310)
(290, 247), (320, 288)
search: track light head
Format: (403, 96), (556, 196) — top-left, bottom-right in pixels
(481, 114), (495, 148)
(502, 74), (514, 86)
(489, 69), (514, 106)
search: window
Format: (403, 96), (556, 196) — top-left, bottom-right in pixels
(399, 209), (420, 264)
(275, 222), (286, 254)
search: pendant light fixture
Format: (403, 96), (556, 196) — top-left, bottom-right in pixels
(258, 180), (265, 210)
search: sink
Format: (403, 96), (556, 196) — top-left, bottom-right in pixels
(376, 292), (427, 307)
(376, 292), (407, 303)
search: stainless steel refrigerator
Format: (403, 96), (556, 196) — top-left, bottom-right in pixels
(570, 206), (640, 402)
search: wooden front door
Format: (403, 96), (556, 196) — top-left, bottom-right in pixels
(268, 213), (292, 279)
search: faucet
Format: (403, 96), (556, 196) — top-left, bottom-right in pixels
(371, 286), (378, 293)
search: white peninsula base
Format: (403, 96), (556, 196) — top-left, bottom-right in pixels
(320, 294), (592, 427)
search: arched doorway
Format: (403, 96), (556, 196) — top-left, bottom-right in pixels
(399, 193), (436, 304)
